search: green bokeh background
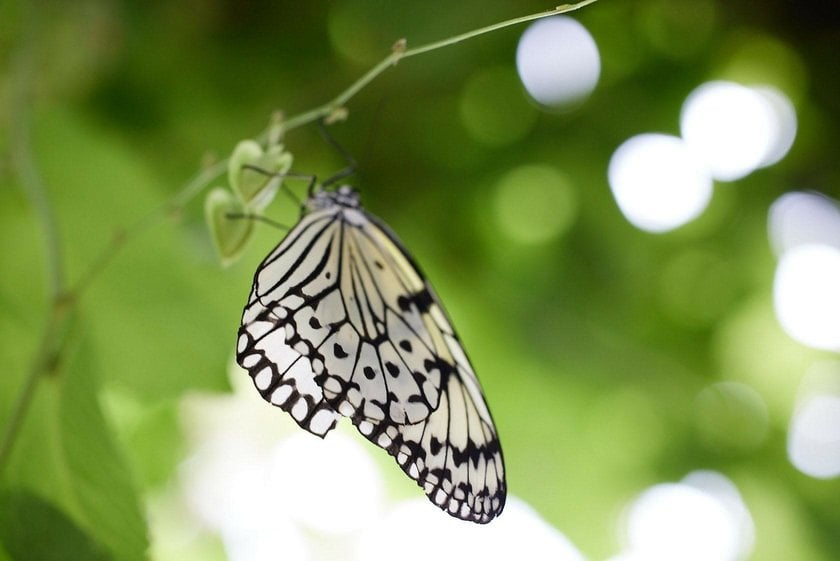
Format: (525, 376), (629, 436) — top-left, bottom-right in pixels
(2, 0), (839, 559)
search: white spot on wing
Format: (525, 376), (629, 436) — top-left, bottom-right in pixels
(241, 353), (260, 368)
(271, 385), (292, 405)
(254, 367), (272, 390)
(309, 408), (337, 435)
(291, 399), (309, 421)
(339, 401), (354, 416)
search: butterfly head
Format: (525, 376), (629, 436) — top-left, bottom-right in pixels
(308, 184), (360, 211)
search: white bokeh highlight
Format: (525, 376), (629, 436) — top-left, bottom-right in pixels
(268, 431), (384, 535)
(612, 471), (754, 561)
(753, 86), (798, 168)
(788, 394), (840, 478)
(608, 133), (713, 232)
(177, 366), (385, 561)
(681, 471), (755, 559)
(773, 244), (840, 352)
(356, 497), (587, 561)
(680, 81), (797, 181)
(788, 363), (840, 479)
(171, 363), (588, 561)
(768, 192), (840, 256)
(516, 16), (600, 107)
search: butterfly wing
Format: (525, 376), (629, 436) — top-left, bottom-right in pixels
(239, 192), (506, 523)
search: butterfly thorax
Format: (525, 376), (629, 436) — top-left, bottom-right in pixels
(307, 185), (360, 212)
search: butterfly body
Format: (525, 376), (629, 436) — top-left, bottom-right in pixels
(237, 185), (506, 523)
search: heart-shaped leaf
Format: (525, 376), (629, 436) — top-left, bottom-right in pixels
(205, 187), (254, 266)
(228, 140), (293, 211)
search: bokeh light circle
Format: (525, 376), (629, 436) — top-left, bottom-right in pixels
(773, 244), (840, 352)
(619, 472), (754, 561)
(608, 133), (713, 233)
(788, 394), (840, 478)
(269, 431), (384, 535)
(768, 191), (840, 256)
(628, 484), (738, 561)
(516, 16), (600, 108)
(694, 381), (770, 453)
(356, 497), (586, 561)
(680, 81), (796, 181)
(752, 85), (797, 168)
(460, 66), (538, 146)
(494, 164), (577, 244)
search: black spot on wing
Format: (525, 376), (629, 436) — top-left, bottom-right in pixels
(396, 288), (433, 314)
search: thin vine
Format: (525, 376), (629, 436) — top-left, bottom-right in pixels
(0, 0), (599, 475)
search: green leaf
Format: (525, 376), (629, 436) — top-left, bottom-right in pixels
(228, 140), (293, 210)
(227, 139), (263, 191)
(205, 187), (255, 266)
(58, 338), (149, 561)
(31, 108), (234, 400)
(0, 489), (111, 561)
(104, 392), (184, 490)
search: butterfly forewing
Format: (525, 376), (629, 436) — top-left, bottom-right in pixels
(236, 186), (506, 523)
(252, 210), (442, 427)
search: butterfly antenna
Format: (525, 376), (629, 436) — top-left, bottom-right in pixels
(318, 118), (357, 190)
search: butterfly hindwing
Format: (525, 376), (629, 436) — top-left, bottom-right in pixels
(237, 288), (339, 437)
(353, 361), (506, 523)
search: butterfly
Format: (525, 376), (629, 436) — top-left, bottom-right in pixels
(236, 184), (506, 523)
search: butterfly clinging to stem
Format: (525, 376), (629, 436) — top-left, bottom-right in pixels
(235, 124), (506, 523)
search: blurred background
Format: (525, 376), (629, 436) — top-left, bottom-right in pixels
(1, 0), (840, 560)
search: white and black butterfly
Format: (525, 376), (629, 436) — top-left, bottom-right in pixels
(236, 184), (506, 523)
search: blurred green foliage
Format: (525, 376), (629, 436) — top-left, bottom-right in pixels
(2, 0), (840, 560)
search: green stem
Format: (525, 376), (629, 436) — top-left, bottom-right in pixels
(12, 10), (63, 301)
(281, 0), (600, 133)
(0, 309), (67, 475)
(1, 2), (67, 476)
(402, 0), (599, 58)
